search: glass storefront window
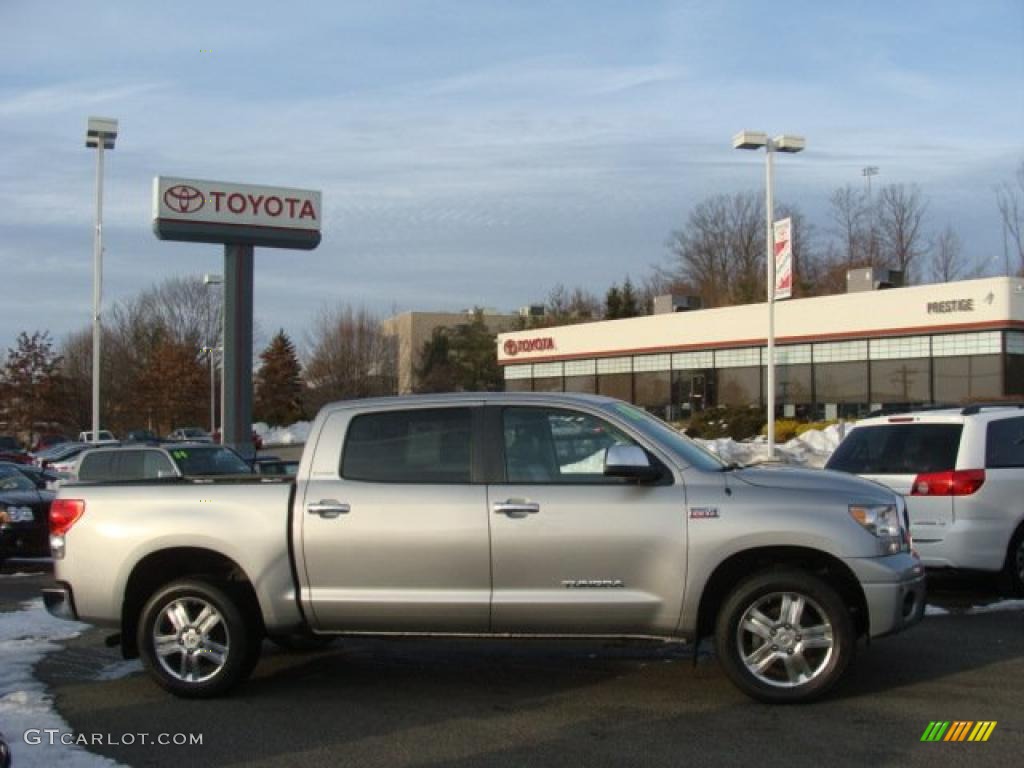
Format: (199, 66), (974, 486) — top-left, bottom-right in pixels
(564, 375), (597, 393)
(718, 366), (761, 407)
(1007, 355), (1024, 396)
(814, 361), (869, 419)
(870, 358), (931, 403)
(934, 355), (1003, 402)
(505, 379), (533, 392)
(634, 370), (671, 411)
(532, 377), (564, 392)
(598, 373), (632, 401)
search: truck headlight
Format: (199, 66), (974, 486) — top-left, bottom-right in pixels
(849, 503), (908, 555)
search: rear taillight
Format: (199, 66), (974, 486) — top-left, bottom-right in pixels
(911, 469), (985, 496)
(50, 499), (85, 535)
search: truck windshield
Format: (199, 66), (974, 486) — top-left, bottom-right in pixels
(167, 447), (253, 476)
(601, 402), (726, 472)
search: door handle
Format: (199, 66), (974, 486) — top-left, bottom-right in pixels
(493, 501), (540, 518)
(307, 500), (350, 519)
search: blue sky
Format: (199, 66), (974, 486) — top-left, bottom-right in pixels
(1, 0), (1022, 354)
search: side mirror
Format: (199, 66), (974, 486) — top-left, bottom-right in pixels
(604, 444), (662, 483)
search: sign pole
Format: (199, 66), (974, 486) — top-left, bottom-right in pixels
(223, 244), (254, 458)
(765, 139), (776, 460)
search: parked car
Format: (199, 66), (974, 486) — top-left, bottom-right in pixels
(0, 436), (22, 452)
(0, 463), (54, 566)
(0, 461), (59, 491)
(30, 433), (71, 453)
(0, 444), (30, 468)
(251, 456), (299, 477)
(75, 443), (254, 483)
(45, 393), (924, 703)
(167, 427), (213, 443)
(212, 429), (264, 451)
(77, 430), (118, 445)
(33, 441), (88, 467)
(825, 403), (1024, 593)
(124, 429), (160, 444)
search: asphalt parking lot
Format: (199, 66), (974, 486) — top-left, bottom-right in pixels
(2, 561), (1021, 768)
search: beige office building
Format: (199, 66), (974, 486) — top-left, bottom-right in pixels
(384, 310), (521, 394)
(497, 276), (1024, 421)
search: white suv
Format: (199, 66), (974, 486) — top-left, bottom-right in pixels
(826, 404), (1024, 593)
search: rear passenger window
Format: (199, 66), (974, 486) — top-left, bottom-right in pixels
(79, 452), (116, 481)
(826, 424), (963, 475)
(341, 408), (472, 483)
(986, 417), (1024, 469)
(143, 451), (176, 478)
(118, 451), (145, 479)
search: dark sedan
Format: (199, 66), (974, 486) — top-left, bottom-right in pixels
(0, 463), (53, 566)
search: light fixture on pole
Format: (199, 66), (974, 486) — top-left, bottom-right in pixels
(85, 117), (118, 444)
(732, 130), (805, 459)
(203, 273), (224, 435)
(862, 166), (879, 196)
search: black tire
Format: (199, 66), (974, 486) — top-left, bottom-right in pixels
(1002, 525), (1024, 597)
(715, 569), (854, 704)
(269, 631), (336, 652)
(137, 578), (259, 698)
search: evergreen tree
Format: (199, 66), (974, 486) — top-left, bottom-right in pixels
(604, 284), (623, 319)
(620, 277), (640, 318)
(0, 331), (64, 442)
(254, 329), (305, 426)
(414, 328), (457, 393)
(449, 311), (502, 391)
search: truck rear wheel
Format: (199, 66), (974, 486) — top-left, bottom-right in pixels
(138, 579), (259, 698)
(715, 569), (854, 704)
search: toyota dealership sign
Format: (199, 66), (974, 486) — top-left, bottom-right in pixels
(153, 176), (321, 249)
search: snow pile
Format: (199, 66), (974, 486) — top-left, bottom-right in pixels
(253, 420), (312, 447)
(695, 423), (851, 469)
(0, 600), (122, 766)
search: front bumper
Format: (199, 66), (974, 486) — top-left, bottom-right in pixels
(845, 553), (927, 638)
(43, 583), (79, 622)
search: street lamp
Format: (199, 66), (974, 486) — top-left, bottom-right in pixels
(732, 130), (805, 459)
(203, 273), (224, 435)
(85, 117), (118, 444)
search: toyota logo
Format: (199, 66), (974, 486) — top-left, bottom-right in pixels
(164, 185), (205, 214)
(503, 340), (518, 357)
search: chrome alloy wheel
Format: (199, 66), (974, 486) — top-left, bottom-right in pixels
(736, 591), (834, 688)
(152, 598), (231, 683)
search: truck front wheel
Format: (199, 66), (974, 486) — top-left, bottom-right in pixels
(138, 579), (259, 698)
(715, 569), (854, 704)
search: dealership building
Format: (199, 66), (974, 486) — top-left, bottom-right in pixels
(497, 276), (1024, 420)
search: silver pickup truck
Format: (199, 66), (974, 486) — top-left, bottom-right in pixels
(44, 393), (925, 703)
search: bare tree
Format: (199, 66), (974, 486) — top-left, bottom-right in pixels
(304, 305), (397, 412)
(665, 192), (763, 307)
(877, 183), (929, 282)
(930, 224), (968, 283)
(996, 160), (1024, 275)
(828, 185), (867, 268)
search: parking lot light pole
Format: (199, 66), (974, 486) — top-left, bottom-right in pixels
(732, 131), (805, 459)
(203, 273), (224, 435)
(85, 117), (118, 444)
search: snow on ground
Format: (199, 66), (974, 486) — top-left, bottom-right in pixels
(0, 599), (122, 767)
(253, 420), (312, 447)
(966, 599), (1024, 614)
(695, 423), (852, 469)
(94, 659), (143, 682)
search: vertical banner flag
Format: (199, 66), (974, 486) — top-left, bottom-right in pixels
(773, 217), (793, 300)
